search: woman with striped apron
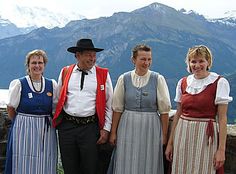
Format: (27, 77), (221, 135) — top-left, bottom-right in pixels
(165, 45), (232, 174)
(5, 50), (58, 174)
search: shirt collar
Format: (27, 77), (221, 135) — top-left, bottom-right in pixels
(74, 64), (95, 74)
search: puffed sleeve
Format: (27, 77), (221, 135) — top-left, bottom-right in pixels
(112, 74), (125, 113)
(7, 79), (21, 109)
(215, 77), (233, 104)
(174, 78), (183, 103)
(157, 74), (171, 114)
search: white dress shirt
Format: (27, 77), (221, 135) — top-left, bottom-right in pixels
(57, 65), (113, 131)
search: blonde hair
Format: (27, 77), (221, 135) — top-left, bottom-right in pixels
(185, 45), (213, 73)
(25, 49), (48, 75)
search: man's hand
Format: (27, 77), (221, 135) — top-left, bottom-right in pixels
(97, 129), (109, 144)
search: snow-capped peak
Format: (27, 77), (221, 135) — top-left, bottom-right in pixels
(0, 5), (85, 29)
(178, 8), (236, 27)
(221, 10), (236, 19)
(0, 17), (12, 27)
(179, 9), (203, 18)
(208, 10), (236, 27)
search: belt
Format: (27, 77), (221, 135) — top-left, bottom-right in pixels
(63, 112), (98, 125)
(180, 115), (216, 145)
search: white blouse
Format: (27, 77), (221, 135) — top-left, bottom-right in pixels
(112, 70), (171, 114)
(174, 72), (233, 104)
(7, 75), (58, 111)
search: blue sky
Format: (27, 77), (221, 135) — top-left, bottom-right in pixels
(0, 0), (235, 19)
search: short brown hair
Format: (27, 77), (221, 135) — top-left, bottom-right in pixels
(131, 44), (151, 59)
(25, 49), (48, 74)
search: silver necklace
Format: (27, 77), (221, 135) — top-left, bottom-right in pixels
(29, 76), (43, 93)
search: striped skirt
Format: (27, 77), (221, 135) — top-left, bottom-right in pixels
(8, 113), (57, 174)
(108, 110), (164, 174)
(171, 116), (218, 174)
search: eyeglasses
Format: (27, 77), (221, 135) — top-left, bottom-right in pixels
(30, 61), (44, 65)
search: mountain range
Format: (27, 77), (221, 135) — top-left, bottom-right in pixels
(0, 5), (85, 39)
(0, 2), (235, 122)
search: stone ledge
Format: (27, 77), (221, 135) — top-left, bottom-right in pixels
(0, 109), (236, 173)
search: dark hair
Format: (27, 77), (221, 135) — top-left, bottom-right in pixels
(131, 44), (152, 59)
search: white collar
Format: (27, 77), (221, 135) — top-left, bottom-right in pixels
(187, 72), (219, 89)
(132, 69), (150, 78)
(73, 64), (95, 74)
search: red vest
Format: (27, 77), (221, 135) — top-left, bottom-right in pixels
(52, 64), (108, 129)
(181, 76), (220, 119)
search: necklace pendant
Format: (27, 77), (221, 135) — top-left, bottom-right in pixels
(30, 76), (43, 93)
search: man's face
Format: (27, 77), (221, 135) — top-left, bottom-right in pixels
(76, 50), (96, 70)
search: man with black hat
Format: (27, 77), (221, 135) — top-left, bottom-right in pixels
(53, 38), (113, 174)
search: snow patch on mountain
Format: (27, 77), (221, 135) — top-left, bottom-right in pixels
(179, 9), (236, 27)
(0, 5), (85, 29)
(0, 18), (12, 26)
(207, 10), (236, 26)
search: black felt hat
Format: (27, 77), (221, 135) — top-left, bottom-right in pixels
(67, 38), (104, 53)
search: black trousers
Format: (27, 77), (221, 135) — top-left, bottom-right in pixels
(58, 117), (100, 174)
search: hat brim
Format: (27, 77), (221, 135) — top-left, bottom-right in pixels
(67, 47), (104, 53)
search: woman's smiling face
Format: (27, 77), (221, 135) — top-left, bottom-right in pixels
(189, 55), (209, 79)
(28, 55), (45, 76)
(133, 50), (152, 76)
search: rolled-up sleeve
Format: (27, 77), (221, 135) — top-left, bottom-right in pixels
(103, 73), (114, 131)
(157, 75), (171, 114)
(52, 79), (58, 113)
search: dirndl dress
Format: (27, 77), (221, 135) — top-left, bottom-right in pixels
(108, 72), (164, 174)
(5, 77), (57, 174)
(171, 76), (224, 174)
